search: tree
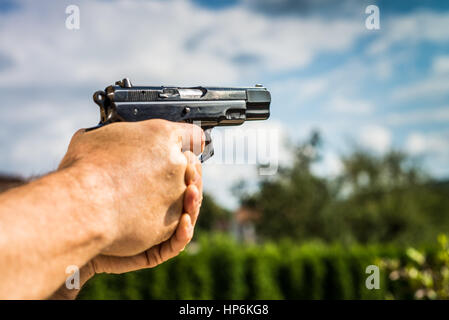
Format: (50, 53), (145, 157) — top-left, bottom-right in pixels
(237, 131), (331, 241)
(234, 131), (449, 245)
(196, 193), (232, 234)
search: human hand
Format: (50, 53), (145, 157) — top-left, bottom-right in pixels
(50, 123), (203, 299)
(49, 153), (202, 299)
(89, 149), (203, 273)
(50, 171), (201, 299)
(58, 119), (204, 257)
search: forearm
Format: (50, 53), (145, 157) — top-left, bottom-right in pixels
(0, 164), (116, 299)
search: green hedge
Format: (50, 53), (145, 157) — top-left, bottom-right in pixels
(78, 235), (415, 300)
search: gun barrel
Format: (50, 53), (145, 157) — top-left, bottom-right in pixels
(245, 88), (271, 121)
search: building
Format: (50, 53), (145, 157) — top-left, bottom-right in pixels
(232, 206), (260, 243)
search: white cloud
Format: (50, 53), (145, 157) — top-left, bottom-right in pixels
(312, 150), (343, 178)
(387, 106), (449, 126)
(275, 77), (329, 100)
(378, 20), (449, 102)
(392, 74), (449, 102)
(268, 76), (330, 114)
(406, 132), (449, 155)
(368, 11), (449, 55)
(1, 0), (449, 207)
(432, 55), (449, 74)
(374, 60), (393, 80)
(0, 99), (97, 175)
(0, 0), (366, 206)
(0, 0), (366, 87)
(327, 95), (373, 114)
(358, 125), (392, 153)
(404, 131), (449, 177)
(390, 53), (449, 104)
(389, 55), (449, 103)
(405, 130), (449, 177)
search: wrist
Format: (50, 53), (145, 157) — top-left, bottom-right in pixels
(61, 162), (119, 252)
(48, 262), (96, 300)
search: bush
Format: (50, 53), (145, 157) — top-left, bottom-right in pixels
(200, 234), (246, 299)
(244, 243), (283, 299)
(380, 234), (449, 299)
(78, 235), (440, 300)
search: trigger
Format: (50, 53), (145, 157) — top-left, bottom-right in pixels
(200, 128), (214, 163)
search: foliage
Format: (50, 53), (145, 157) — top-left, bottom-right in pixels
(235, 131), (449, 245)
(77, 132), (449, 300)
(196, 193), (232, 234)
(78, 234), (434, 300)
(380, 234), (449, 299)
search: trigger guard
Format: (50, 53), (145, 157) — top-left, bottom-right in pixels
(200, 128), (214, 162)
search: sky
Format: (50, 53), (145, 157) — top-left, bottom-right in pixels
(0, 0), (448, 209)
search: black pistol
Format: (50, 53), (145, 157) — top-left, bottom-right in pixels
(93, 78), (271, 162)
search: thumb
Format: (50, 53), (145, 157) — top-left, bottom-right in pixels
(173, 123), (205, 155)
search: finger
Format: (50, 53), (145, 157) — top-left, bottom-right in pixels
(91, 214), (194, 273)
(184, 150), (202, 196)
(183, 151), (202, 225)
(91, 253), (151, 274)
(184, 184), (200, 226)
(184, 151), (201, 185)
(147, 213), (193, 266)
(174, 123), (205, 155)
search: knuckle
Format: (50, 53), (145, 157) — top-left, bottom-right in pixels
(74, 128), (85, 136)
(167, 151), (188, 176)
(151, 118), (169, 128)
(151, 249), (162, 265)
(144, 119), (171, 135)
(174, 156), (188, 172)
(186, 228), (194, 242)
(103, 121), (122, 132)
(70, 129), (85, 143)
(183, 150), (197, 164)
(90, 258), (100, 274)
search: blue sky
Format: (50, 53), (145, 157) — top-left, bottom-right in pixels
(0, 0), (448, 208)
